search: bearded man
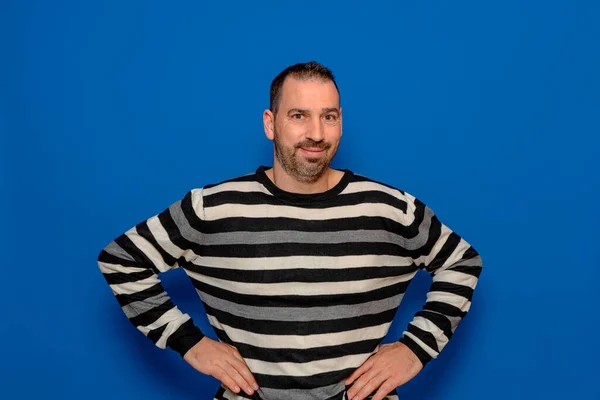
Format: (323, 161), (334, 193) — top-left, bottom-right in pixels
(98, 61), (482, 400)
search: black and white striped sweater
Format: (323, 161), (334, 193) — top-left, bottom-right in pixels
(98, 166), (482, 400)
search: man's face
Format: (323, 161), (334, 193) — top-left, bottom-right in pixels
(270, 77), (342, 183)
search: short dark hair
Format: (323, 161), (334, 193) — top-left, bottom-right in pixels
(269, 61), (340, 115)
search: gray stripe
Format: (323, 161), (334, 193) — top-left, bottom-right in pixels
(259, 382), (345, 400)
(122, 292), (170, 319)
(104, 241), (135, 262)
(197, 290), (403, 322)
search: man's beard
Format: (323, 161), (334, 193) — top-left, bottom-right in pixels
(273, 128), (335, 184)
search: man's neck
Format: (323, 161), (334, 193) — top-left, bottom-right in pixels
(265, 163), (343, 194)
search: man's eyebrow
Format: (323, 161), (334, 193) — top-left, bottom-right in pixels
(321, 107), (340, 114)
(287, 108), (310, 115)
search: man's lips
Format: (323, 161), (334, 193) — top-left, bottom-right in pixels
(299, 147), (327, 156)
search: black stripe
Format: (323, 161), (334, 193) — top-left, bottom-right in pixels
(193, 280), (411, 308)
(423, 301), (466, 318)
(146, 323), (168, 344)
(414, 310), (453, 340)
(201, 216), (413, 235)
(103, 269), (155, 285)
(254, 368), (355, 390)
(98, 250), (137, 268)
(116, 282), (165, 307)
(448, 263), (482, 278)
(205, 305), (397, 335)
(204, 190), (408, 212)
(128, 300), (177, 327)
(430, 281), (474, 301)
(426, 232), (461, 272)
(197, 242), (417, 258)
(233, 338), (382, 364)
(406, 323), (440, 353)
(114, 234), (161, 274)
(185, 265), (418, 284)
(137, 220), (178, 267)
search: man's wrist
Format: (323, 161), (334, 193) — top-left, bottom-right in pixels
(398, 336), (432, 367)
(166, 319), (205, 358)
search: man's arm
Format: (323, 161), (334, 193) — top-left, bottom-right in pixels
(346, 196), (482, 400)
(98, 189), (258, 396)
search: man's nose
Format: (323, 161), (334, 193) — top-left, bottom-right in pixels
(306, 118), (325, 142)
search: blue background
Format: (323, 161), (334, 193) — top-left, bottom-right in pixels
(1, 1), (599, 399)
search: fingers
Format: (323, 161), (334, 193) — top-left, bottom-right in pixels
(227, 356), (259, 393)
(345, 358), (373, 386)
(371, 381), (396, 400)
(347, 371), (386, 400)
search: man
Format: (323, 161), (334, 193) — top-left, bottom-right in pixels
(98, 61), (482, 400)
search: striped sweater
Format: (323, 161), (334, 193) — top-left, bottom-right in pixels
(98, 166), (482, 400)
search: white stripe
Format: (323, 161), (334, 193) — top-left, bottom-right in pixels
(413, 224), (452, 265)
(192, 254), (413, 271)
(155, 314), (191, 348)
(146, 215), (185, 260)
(343, 181), (406, 200)
(439, 238), (469, 270)
(187, 271), (410, 296)
(202, 181), (272, 196)
(138, 307), (185, 333)
(434, 269), (478, 289)
(109, 276), (159, 295)
(209, 316), (391, 349)
(98, 262), (147, 275)
(403, 331), (438, 358)
(426, 291), (471, 312)
(125, 228), (171, 272)
(246, 353), (373, 377)
(410, 316), (449, 348)
(205, 203), (414, 224)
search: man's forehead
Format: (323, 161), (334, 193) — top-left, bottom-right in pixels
(280, 77), (340, 106)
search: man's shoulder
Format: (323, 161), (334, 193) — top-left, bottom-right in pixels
(190, 167), (266, 197)
(347, 171), (414, 200)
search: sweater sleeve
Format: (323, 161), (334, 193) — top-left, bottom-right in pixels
(398, 196), (483, 367)
(97, 189), (205, 357)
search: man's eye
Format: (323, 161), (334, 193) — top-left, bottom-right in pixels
(324, 114), (337, 121)
(292, 114), (304, 119)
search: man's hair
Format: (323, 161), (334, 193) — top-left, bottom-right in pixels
(269, 61), (340, 115)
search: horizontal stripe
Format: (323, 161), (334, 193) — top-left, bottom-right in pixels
(198, 290), (404, 322)
(209, 317), (392, 349)
(191, 254), (414, 271)
(246, 352), (372, 377)
(188, 270), (408, 297)
(205, 190), (409, 212)
(192, 278), (413, 308)
(205, 306), (397, 335)
(202, 180), (272, 197)
(187, 265), (417, 284)
(232, 337), (382, 363)
(195, 242), (417, 258)
(206, 203), (416, 225)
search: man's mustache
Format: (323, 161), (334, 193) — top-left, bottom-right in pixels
(295, 139), (331, 150)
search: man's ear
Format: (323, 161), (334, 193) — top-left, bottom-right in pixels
(263, 109), (275, 141)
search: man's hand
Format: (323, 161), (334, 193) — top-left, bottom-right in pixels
(345, 342), (423, 400)
(183, 337), (259, 396)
